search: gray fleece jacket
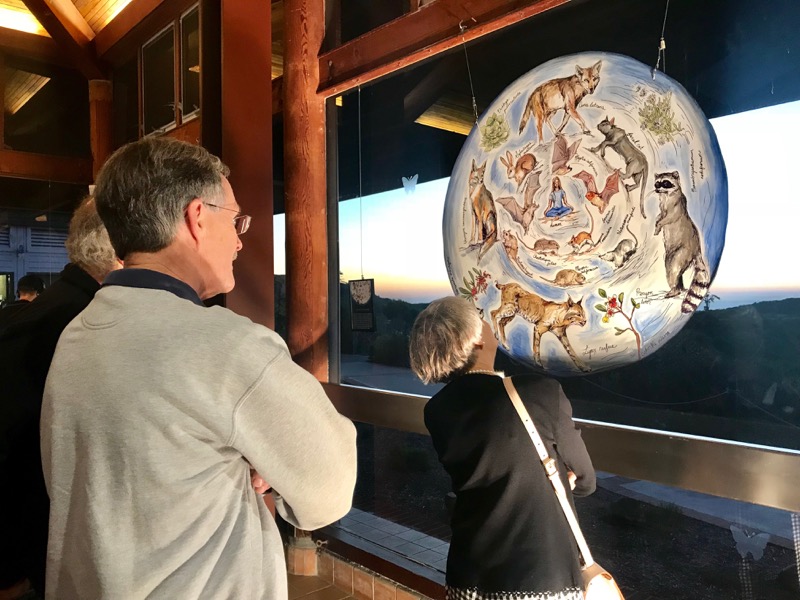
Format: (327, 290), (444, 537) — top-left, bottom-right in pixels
(41, 285), (357, 599)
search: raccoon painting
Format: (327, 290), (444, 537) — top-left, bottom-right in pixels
(653, 171), (710, 313)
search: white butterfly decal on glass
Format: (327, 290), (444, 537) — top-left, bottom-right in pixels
(402, 174), (418, 194)
(730, 525), (770, 561)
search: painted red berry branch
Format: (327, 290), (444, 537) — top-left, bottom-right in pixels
(458, 268), (492, 302)
(595, 289), (642, 358)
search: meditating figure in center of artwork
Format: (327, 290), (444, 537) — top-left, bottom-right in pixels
(543, 176), (573, 219)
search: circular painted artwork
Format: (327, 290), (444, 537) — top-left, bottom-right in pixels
(443, 52), (728, 376)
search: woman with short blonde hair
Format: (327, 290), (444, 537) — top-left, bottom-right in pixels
(409, 296), (483, 384)
(410, 295), (596, 600)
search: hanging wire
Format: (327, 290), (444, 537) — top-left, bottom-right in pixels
(580, 377), (729, 407)
(357, 86), (364, 280)
(652, 0), (671, 79)
(459, 19), (479, 125)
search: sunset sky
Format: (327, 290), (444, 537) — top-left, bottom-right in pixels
(274, 99), (800, 307)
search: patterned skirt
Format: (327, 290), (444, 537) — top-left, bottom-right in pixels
(446, 586), (583, 600)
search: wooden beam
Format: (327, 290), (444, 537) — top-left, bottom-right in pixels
(0, 52), (5, 148)
(93, 0), (163, 58)
(272, 75), (282, 115)
(22, 0), (106, 79)
(0, 26), (62, 65)
(221, 0), (275, 329)
(163, 117), (200, 144)
(403, 54), (461, 123)
(94, 0), (194, 64)
(0, 149), (92, 184)
(284, 0), (328, 379)
(89, 79), (112, 179)
(318, 0), (570, 97)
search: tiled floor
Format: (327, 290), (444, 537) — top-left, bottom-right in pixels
(334, 508), (449, 572)
(288, 574), (356, 600)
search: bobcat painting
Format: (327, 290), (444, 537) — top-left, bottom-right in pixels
(518, 61), (602, 144)
(490, 282), (589, 372)
(468, 159), (498, 262)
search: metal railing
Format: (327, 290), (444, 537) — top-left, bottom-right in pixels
(323, 382), (800, 513)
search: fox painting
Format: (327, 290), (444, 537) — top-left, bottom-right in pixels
(468, 159), (498, 262)
(519, 61), (602, 144)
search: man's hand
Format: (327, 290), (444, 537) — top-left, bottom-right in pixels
(568, 471), (577, 491)
(251, 470), (271, 495)
(250, 470), (277, 518)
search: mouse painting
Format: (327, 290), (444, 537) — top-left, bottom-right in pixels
(443, 52), (728, 375)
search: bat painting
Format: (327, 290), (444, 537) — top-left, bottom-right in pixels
(573, 169), (620, 213)
(496, 171), (542, 231)
(551, 134), (581, 175)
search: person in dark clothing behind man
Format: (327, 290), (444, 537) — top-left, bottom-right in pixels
(0, 275), (45, 332)
(409, 296), (596, 600)
(0, 198), (120, 600)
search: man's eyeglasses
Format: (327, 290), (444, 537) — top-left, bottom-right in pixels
(204, 203), (251, 235)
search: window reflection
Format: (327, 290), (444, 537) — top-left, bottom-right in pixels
(142, 26), (176, 134)
(113, 56), (140, 145)
(180, 7), (200, 119)
(323, 425), (799, 599)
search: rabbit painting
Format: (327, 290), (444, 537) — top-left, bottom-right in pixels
(499, 151), (537, 189)
(496, 151), (542, 232)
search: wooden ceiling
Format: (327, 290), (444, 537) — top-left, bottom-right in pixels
(0, 0), (132, 36)
(4, 66), (48, 113)
(0, 0), (48, 36)
(73, 0), (132, 32)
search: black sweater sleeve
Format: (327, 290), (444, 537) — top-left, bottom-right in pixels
(554, 383), (596, 496)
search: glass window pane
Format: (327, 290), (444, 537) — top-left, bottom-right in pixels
(0, 178), (85, 309)
(324, 425), (799, 598)
(3, 62), (89, 157)
(112, 56), (140, 145)
(181, 7), (200, 119)
(142, 26), (176, 134)
(331, 0), (800, 450)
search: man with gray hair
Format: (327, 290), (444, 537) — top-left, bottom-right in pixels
(0, 197), (121, 599)
(41, 137), (357, 599)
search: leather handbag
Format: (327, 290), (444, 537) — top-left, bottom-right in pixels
(503, 377), (624, 600)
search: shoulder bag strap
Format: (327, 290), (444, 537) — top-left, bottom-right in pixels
(502, 376), (595, 567)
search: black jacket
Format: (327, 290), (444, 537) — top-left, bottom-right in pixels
(424, 373), (596, 594)
(0, 300), (32, 333)
(0, 264), (100, 591)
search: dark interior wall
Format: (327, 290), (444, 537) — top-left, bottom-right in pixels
(3, 61), (89, 158)
(330, 0), (800, 202)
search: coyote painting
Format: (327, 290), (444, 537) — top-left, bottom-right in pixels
(519, 61), (602, 144)
(490, 282), (589, 372)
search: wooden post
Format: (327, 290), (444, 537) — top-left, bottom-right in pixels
(89, 79), (112, 179)
(0, 52), (5, 149)
(283, 0), (328, 380)
(216, 0), (275, 329)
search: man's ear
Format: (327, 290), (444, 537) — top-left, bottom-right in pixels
(184, 198), (205, 243)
